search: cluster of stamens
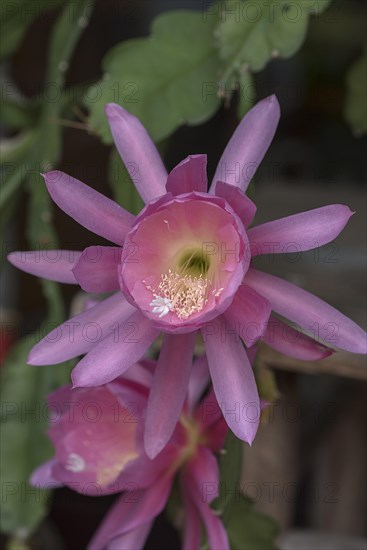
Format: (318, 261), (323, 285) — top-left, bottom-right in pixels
(147, 269), (209, 320)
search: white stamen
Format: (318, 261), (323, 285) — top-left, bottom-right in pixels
(65, 453), (86, 473)
(149, 295), (174, 318)
(147, 270), (210, 320)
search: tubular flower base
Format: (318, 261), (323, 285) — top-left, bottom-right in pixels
(9, 95), (367, 458)
(30, 358), (230, 550)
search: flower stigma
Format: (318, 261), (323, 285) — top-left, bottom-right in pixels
(65, 453), (86, 473)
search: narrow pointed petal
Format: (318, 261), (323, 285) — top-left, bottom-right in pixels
(30, 459), (62, 488)
(72, 311), (160, 387)
(8, 250), (80, 283)
(210, 95), (280, 193)
(187, 355), (210, 411)
(264, 315), (333, 360)
(107, 522), (153, 550)
(215, 181), (257, 227)
(195, 386), (223, 431)
(248, 205), (353, 256)
(105, 103), (167, 203)
(245, 269), (367, 354)
(112, 358), (154, 389)
(224, 284), (271, 347)
(166, 155), (208, 195)
(188, 446), (220, 503)
(72, 246), (121, 292)
(28, 294), (135, 365)
(181, 481), (201, 550)
(43, 171), (134, 245)
(88, 476), (172, 550)
(196, 496), (229, 550)
(202, 316), (260, 443)
(144, 332), (196, 459)
(185, 460), (229, 550)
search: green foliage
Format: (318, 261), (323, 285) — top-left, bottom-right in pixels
(344, 49), (367, 136)
(203, 431), (278, 549)
(108, 149), (144, 215)
(237, 71), (255, 119)
(0, 97), (40, 130)
(215, 0), (332, 79)
(86, 2), (330, 146)
(226, 493), (279, 550)
(0, 0), (64, 59)
(213, 430), (243, 517)
(0, 332), (72, 534)
(86, 10), (221, 144)
(0, 0), (93, 536)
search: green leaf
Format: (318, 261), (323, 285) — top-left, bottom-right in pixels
(226, 494), (279, 550)
(0, 181), (21, 246)
(0, 0), (64, 60)
(0, 131), (37, 165)
(344, 50), (367, 137)
(108, 149), (144, 215)
(86, 10), (221, 144)
(237, 71), (255, 119)
(0, 333), (72, 534)
(0, 0), (94, 537)
(0, 165), (24, 210)
(213, 430), (243, 518)
(0, 96), (40, 129)
(215, 0), (332, 77)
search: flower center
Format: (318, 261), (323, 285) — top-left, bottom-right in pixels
(146, 248), (223, 320)
(178, 248), (211, 277)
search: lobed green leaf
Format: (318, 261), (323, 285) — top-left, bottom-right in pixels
(344, 49), (367, 137)
(86, 10), (221, 144)
(215, 0), (332, 76)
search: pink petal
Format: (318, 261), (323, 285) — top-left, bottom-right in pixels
(72, 246), (121, 292)
(166, 155), (208, 195)
(195, 386), (223, 432)
(88, 475), (172, 550)
(43, 171), (134, 245)
(246, 344), (258, 366)
(245, 269), (367, 354)
(188, 446), (220, 503)
(185, 458), (229, 550)
(28, 293), (135, 365)
(107, 522), (153, 550)
(210, 95), (280, 193)
(8, 250), (80, 283)
(181, 480), (201, 550)
(29, 459), (62, 488)
(187, 355), (210, 411)
(264, 315), (333, 360)
(202, 316), (260, 444)
(110, 359), (154, 389)
(105, 103), (167, 203)
(215, 181), (257, 227)
(144, 332), (196, 459)
(224, 284), (272, 346)
(196, 497), (229, 550)
(71, 311), (160, 387)
(248, 205), (353, 256)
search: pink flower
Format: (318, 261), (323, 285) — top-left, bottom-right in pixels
(31, 358), (230, 550)
(9, 95), (366, 457)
